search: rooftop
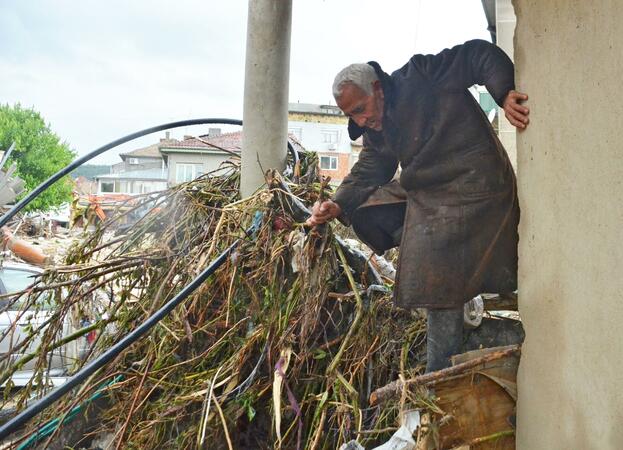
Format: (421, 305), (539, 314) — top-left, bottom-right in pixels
(162, 131), (243, 153)
(115, 131), (306, 162)
(161, 131), (306, 155)
(288, 103), (344, 116)
(120, 139), (178, 159)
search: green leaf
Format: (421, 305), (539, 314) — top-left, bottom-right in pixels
(246, 404), (256, 422)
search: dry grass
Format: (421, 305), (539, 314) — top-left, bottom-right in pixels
(1, 157), (432, 449)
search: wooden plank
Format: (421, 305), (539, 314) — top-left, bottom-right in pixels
(435, 371), (516, 449)
(435, 346), (519, 449)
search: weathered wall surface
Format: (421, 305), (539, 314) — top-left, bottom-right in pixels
(514, 1), (623, 448)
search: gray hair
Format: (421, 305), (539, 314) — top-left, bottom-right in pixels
(332, 63), (378, 99)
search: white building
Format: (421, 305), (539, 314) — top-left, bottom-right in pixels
(288, 103), (353, 182)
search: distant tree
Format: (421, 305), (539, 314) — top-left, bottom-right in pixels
(0, 104), (76, 211)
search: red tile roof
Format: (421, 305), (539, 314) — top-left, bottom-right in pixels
(162, 132), (306, 154)
(120, 132), (306, 159)
(120, 139), (179, 158)
(164, 131), (243, 153)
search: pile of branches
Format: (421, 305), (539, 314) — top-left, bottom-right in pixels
(1, 158), (431, 449)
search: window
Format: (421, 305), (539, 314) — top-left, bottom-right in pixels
(115, 181), (127, 193)
(132, 181), (144, 194)
(128, 158), (140, 165)
(288, 127), (303, 141)
(320, 156), (338, 171)
(176, 163), (204, 182)
(100, 181), (114, 193)
(321, 130), (339, 144)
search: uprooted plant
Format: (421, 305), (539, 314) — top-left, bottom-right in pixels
(0, 156), (433, 449)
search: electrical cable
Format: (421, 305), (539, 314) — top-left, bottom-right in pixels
(0, 230), (252, 441)
(0, 118), (300, 229)
(16, 375), (124, 450)
(0, 119), (300, 440)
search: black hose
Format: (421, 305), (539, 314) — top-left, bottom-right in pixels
(0, 118), (302, 229)
(287, 141), (299, 167)
(0, 118), (300, 228)
(284, 141), (299, 178)
(0, 234), (247, 441)
(0, 142), (16, 171)
(0, 119), (300, 439)
(0, 118), (243, 229)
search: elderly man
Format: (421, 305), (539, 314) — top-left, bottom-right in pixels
(307, 39), (529, 372)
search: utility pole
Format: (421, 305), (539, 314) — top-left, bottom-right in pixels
(240, 0), (292, 197)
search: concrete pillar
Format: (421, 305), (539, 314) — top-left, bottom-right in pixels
(514, 1), (623, 448)
(241, 0), (292, 197)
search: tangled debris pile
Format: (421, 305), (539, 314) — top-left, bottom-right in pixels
(1, 152), (522, 449)
(1, 156), (437, 450)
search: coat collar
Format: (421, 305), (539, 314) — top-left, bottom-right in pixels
(347, 61), (396, 141)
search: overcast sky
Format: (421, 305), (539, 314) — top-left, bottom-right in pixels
(0, 1), (490, 164)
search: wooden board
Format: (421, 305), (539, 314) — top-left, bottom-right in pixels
(435, 347), (519, 450)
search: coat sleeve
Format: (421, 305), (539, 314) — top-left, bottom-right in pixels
(332, 136), (398, 225)
(407, 39), (515, 106)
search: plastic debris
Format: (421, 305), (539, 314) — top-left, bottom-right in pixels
(463, 295), (484, 329)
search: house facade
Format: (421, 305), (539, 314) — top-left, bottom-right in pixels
(96, 136), (171, 195)
(288, 103), (353, 183)
(95, 169), (168, 195)
(160, 130), (242, 185)
(94, 130), (243, 195)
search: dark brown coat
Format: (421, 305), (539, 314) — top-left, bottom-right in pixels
(333, 40), (519, 310)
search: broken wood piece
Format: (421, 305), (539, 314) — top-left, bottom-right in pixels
(434, 349), (519, 449)
(369, 345), (520, 406)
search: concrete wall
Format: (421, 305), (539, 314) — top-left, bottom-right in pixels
(514, 1), (623, 448)
(288, 112), (352, 182)
(287, 119), (350, 153)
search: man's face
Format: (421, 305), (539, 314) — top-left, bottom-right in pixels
(336, 81), (384, 131)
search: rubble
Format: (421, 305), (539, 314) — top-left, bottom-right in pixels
(0, 154), (523, 449)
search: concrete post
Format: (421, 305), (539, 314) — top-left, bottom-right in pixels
(241, 0), (292, 197)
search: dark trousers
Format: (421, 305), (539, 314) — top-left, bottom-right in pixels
(348, 184), (464, 372)
(425, 308), (463, 372)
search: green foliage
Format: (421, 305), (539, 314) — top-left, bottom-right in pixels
(0, 103), (76, 211)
